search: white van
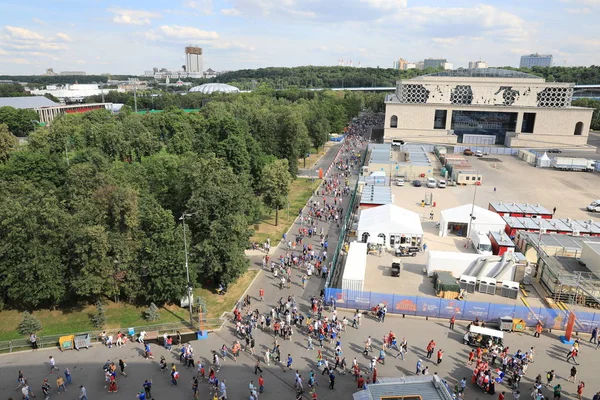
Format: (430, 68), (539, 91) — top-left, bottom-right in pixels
(470, 230), (493, 255)
(587, 200), (600, 212)
(426, 177), (437, 188)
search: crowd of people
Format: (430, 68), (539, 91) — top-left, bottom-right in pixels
(346, 112), (384, 138)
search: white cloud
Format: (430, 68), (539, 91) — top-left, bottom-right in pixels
(56, 33), (73, 42)
(153, 25), (219, 40)
(39, 42), (69, 50)
(32, 18), (45, 25)
(560, 0), (600, 5)
(212, 40), (255, 51)
(4, 26), (44, 40)
(7, 58), (30, 64)
(359, 0), (407, 10)
(107, 7), (161, 25)
(185, 0), (213, 15)
(565, 7), (592, 13)
(221, 8), (241, 16)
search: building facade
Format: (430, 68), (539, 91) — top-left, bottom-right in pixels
(185, 46), (203, 74)
(393, 58), (409, 70)
(520, 53), (553, 68)
(424, 58), (447, 69)
(468, 61), (488, 69)
(384, 68), (594, 147)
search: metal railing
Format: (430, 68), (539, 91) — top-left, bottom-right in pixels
(0, 318), (225, 354)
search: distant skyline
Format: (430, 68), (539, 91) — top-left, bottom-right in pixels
(0, 0), (599, 75)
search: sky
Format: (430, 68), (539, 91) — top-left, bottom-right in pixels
(0, 0), (599, 75)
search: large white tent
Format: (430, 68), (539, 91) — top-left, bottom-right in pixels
(439, 204), (506, 237)
(357, 204), (423, 248)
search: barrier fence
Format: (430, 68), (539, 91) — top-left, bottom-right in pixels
(325, 288), (600, 333)
(324, 145), (368, 288)
(0, 319), (225, 354)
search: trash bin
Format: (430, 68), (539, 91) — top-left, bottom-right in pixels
(512, 319), (526, 332)
(59, 335), (75, 351)
(74, 333), (91, 350)
(499, 316), (513, 332)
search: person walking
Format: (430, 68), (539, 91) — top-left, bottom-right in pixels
(566, 348), (579, 365)
(42, 379), (51, 399)
(576, 381), (585, 400)
(416, 359), (423, 375)
(426, 340), (436, 359)
(265, 348), (271, 366)
(255, 359), (263, 375)
(545, 370), (555, 387)
(119, 359), (127, 376)
(108, 375), (118, 393)
(258, 375), (265, 394)
(286, 354), (293, 371)
(553, 384), (562, 400)
(328, 370), (335, 389)
(79, 385), (88, 400)
(64, 368), (72, 385)
(567, 366), (577, 382)
(171, 369), (179, 386)
(437, 349), (444, 364)
(56, 375), (67, 393)
(449, 316), (456, 330)
(259, 288), (265, 302)
(30, 333), (38, 351)
(143, 379), (152, 399)
(590, 326), (598, 344)
(534, 322), (543, 338)
(49, 356), (59, 374)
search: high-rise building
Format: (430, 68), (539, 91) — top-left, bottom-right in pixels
(520, 53), (553, 68)
(185, 46), (203, 74)
(423, 58), (447, 69)
(393, 58), (409, 70)
(468, 61), (488, 69)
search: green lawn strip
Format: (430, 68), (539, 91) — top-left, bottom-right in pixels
(0, 269), (258, 342)
(251, 178), (319, 244)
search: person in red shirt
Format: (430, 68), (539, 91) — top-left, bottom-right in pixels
(259, 288), (265, 302)
(437, 349), (444, 364)
(467, 349), (475, 365)
(426, 340), (436, 359)
(498, 392), (505, 400)
(258, 375), (265, 394)
(372, 367), (378, 383)
(357, 375), (365, 389)
(450, 316), (456, 330)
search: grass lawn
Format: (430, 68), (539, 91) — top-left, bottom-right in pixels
(0, 270), (258, 342)
(251, 177), (320, 245)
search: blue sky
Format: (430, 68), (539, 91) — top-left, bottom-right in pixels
(0, 0), (599, 75)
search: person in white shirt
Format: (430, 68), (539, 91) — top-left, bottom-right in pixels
(138, 330), (147, 343)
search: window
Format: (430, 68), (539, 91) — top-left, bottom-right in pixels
(433, 110), (447, 129)
(390, 115), (398, 128)
(465, 176), (470, 181)
(451, 110), (518, 144)
(574, 121), (583, 136)
(522, 113), (536, 133)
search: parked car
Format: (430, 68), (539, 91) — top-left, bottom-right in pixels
(426, 177), (437, 188)
(391, 259), (403, 277)
(463, 149), (474, 156)
(475, 150), (484, 157)
(587, 200), (600, 212)
(437, 179), (447, 188)
(392, 139), (405, 147)
(412, 180), (422, 187)
(394, 246), (419, 257)
(548, 148), (562, 153)
(396, 178), (405, 186)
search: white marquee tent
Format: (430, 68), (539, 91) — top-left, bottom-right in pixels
(357, 204), (423, 248)
(438, 204), (506, 237)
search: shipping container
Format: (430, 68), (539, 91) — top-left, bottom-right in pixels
(341, 242), (368, 292)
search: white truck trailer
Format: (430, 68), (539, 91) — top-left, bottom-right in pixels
(551, 157), (594, 172)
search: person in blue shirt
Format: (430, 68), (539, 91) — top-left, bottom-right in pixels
(137, 390), (146, 400)
(286, 354), (293, 371)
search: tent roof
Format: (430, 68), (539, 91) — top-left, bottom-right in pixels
(539, 152), (550, 161)
(440, 204), (505, 225)
(358, 204), (423, 235)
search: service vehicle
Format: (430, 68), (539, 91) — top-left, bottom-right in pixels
(394, 245), (419, 257)
(463, 325), (504, 348)
(391, 258), (403, 277)
(587, 200), (600, 212)
(470, 230), (493, 255)
(392, 139), (405, 147)
(551, 157), (594, 172)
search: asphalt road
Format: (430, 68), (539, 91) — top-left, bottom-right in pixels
(297, 142), (343, 178)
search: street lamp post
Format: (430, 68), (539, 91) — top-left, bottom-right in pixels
(465, 177), (479, 243)
(180, 213), (194, 325)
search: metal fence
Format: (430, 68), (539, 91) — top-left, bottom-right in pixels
(452, 146), (520, 156)
(0, 319), (225, 353)
(325, 146), (368, 289)
(325, 288), (600, 333)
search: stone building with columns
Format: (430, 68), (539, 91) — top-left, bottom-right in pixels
(384, 68), (593, 148)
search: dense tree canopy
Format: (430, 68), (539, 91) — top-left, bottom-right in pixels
(0, 89), (366, 310)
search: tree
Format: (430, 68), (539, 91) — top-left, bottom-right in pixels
(260, 159), (293, 226)
(276, 108), (311, 176)
(0, 106), (39, 137)
(17, 312), (42, 335)
(90, 300), (107, 328)
(0, 123), (18, 163)
(144, 302), (160, 322)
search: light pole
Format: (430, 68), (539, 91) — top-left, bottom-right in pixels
(180, 212), (194, 325)
(465, 176), (479, 242)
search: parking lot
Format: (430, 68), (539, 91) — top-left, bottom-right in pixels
(360, 152), (600, 308)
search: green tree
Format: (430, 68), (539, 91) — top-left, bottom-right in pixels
(277, 108), (311, 176)
(144, 302), (160, 321)
(260, 159), (293, 226)
(17, 312), (42, 335)
(0, 106), (39, 137)
(90, 300), (107, 328)
(0, 123), (19, 163)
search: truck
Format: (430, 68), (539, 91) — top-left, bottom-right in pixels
(470, 230), (493, 256)
(551, 157), (594, 172)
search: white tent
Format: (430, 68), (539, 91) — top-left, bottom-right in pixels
(438, 204), (506, 237)
(536, 152), (551, 168)
(357, 204), (423, 248)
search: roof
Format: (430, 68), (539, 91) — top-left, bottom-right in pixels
(490, 202), (551, 215)
(404, 144), (433, 167)
(519, 232), (600, 250)
(188, 83), (240, 94)
(421, 68), (543, 80)
(440, 204), (506, 226)
(353, 375), (454, 400)
(360, 185), (393, 205)
(469, 325), (504, 339)
(489, 231), (515, 247)
(358, 204), (423, 235)
(583, 241), (600, 257)
(369, 143), (393, 164)
(342, 242), (368, 281)
(0, 96), (58, 109)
